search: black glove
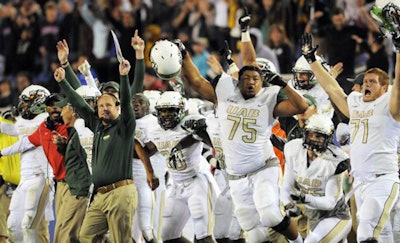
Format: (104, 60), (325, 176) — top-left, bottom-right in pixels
(218, 40), (234, 65)
(264, 70), (287, 88)
(181, 118), (207, 134)
(290, 191), (306, 203)
(171, 39), (187, 58)
(238, 8), (251, 32)
(301, 33), (319, 64)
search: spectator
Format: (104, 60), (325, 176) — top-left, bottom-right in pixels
(323, 7), (367, 94)
(267, 23), (294, 74)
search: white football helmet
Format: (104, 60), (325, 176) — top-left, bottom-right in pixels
(256, 57), (277, 73)
(155, 91), (186, 129)
(292, 55), (330, 90)
(303, 114), (334, 152)
(143, 90), (161, 114)
(76, 85), (101, 100)
(18, 85), (50, 119)
(150, 40), (182, 80)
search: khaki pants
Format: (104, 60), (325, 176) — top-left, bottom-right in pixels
(55, 182), (88, 243)
(79, 184), (137, 243)
(0, 184), (10, 241)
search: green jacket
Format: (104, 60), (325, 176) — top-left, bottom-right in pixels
(57, 126), (91, 196)
(60, 60), (145, 190)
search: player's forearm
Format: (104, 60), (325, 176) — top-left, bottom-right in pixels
(131, 59), (145, 96)
(310, 61), (349, 117)
(182, 54), (217, 103)
(283, 86), (309, 114)
(0, 122), (18, 136)
(1, 137), (35, 156)
(390, 52), (400, 121)
(135, 143), (154, 174)
(64, 63), (82, 90)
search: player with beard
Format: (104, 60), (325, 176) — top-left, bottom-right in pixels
(0, 85), (57, 243)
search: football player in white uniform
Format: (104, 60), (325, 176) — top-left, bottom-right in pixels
(201, 105), (244, 243)
(302, 33), (400, 242)
(0, 85), (54, 243)
(289, 56), (334, 119)
(131, 93), (165, 243)
(146, 91), (216, 243)
(177, 12), (309, 242)
(281, 114), (352, 243)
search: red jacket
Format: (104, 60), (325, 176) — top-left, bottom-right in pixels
(28, 121), (68, 180)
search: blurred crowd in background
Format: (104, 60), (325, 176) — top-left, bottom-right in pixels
(0, 0), (391, 116)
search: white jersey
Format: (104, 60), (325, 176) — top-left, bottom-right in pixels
(133, 114), (166, 176)
(205, 113), (225, 169)
(74, 118), (94, 171)
(8, 113), (49, 179)
(282, 139), (350, 228)
(347, 92), (400, 178)
(289, 80), (334, 118)
(147, 114), (205, 183)
(215, 73), (279, 176)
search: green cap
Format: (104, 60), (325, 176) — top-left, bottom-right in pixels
(100, 81), (120, 92)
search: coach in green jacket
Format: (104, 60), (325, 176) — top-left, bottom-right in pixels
(54, 31), (147, 243)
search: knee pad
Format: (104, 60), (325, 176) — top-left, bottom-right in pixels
(271, 216), (290, 234)
(246, 226), (269, 243)
(191, 201), (205, 220)
(235, 206), (259, 231)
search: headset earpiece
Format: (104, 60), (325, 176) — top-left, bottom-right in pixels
(115, 101), (120, 106)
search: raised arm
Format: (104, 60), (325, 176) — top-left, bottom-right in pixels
(179, 42), (217, 104)
(56, 39), (82, 89)
(54, 67), (97, 130)
(130, 30), (145, 96)
(390, 38), (400, 121)
(239, 10), (257, 66)
(119, 59), (135, 135)
(302, 33), (349, 118)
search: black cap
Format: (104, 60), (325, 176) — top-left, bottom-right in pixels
(45, 93), (64, 106)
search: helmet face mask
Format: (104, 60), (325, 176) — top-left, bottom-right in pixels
(18, 85), (50, 119)
(293, 70), (316, 90)
(303, 114), (334, 153)
(292, 55), (331, 90)
(155, 91), (185, 130)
